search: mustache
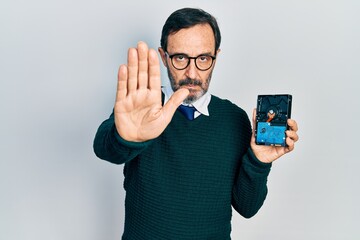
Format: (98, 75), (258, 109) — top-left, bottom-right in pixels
(178, 78), (202, 87)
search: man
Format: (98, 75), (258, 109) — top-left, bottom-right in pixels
(94, 8), (299, 240)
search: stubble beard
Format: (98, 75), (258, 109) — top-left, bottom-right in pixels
(166, 67), (213, 104)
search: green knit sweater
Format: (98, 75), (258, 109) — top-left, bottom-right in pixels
(94, 95), (271, 240)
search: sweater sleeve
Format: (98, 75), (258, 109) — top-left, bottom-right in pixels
(232, 148), (272, 218)
(93, 112), (152, 165)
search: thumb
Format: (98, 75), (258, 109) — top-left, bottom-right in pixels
(251, 108), (257, 144)
(162, 88), (190, 122)
(252, 108), (257, 129)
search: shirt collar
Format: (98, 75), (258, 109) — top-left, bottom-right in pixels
(162, 85), (211, 116)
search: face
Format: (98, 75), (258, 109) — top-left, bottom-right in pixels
(159, 24), (220, 104)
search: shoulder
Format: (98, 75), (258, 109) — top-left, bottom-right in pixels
(209, 95), (252, 146)
(209, 95), (248, 118)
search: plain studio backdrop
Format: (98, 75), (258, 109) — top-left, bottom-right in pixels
(1, 0), (359, 239)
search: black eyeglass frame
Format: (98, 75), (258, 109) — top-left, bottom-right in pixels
(165, 52), (216, 71)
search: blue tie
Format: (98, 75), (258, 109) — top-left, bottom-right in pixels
(178, 105), (196, 120)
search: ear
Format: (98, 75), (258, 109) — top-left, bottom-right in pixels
(216, 48), (221, 57)
(158, 47), (168, 67)
(211, 48), (221, 68)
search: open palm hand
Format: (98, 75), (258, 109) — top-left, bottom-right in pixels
(114, 42), (189, 142)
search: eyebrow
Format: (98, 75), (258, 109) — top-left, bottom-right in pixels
(168, 51), (214, 56)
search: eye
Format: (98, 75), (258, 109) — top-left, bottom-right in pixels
(174, 54), (187, 62)
(198, 55), (211, 62)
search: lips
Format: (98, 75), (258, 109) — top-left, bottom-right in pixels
(181, 84), (199, 90)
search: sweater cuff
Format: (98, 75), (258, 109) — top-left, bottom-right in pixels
(245, 148), (272, 173)
(112, 124), (153, 149)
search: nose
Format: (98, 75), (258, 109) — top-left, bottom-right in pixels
(185, 59), (197, 79)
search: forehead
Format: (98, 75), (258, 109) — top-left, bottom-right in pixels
(167, 24), (215, 55)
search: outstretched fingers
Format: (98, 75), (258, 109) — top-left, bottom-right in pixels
(116, 42), (161, 103)
(116, 64), (128, 101)
(148, 48), (161, 90)
(137, 42), (149, 89)
(127, 47), (139, 93)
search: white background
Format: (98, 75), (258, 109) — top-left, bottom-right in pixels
(1, 0), (359, 239)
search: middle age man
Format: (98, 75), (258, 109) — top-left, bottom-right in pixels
(94, 8), (299, 239)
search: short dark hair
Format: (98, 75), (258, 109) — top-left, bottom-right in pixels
(160, 8), (221, 53)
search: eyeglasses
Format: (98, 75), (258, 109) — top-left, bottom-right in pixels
(165, 52), (216, 71)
